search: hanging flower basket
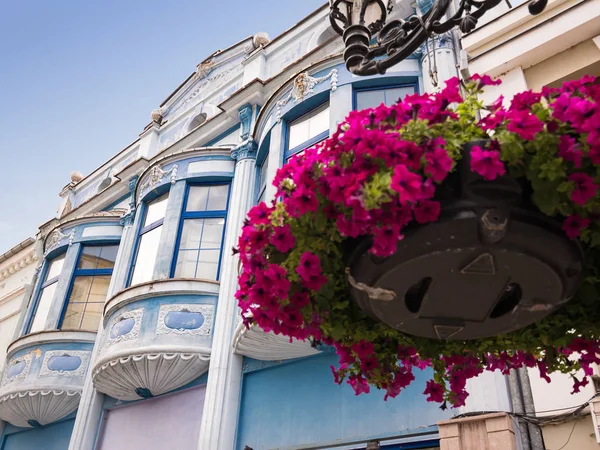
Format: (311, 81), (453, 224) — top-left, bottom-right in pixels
(236, 75), (600, 407)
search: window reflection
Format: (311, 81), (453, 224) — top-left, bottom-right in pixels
(29, 254), (66, 333)
(173, 186), (228, 281)
(287, 103), (330, 154)
(130, 193), (169, 286)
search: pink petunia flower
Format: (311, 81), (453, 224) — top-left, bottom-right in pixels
(470, 145), (506, 181)
(296, 252), (323, 280)
(371, 224), (402, 257)
(569, 172), (598, 206)
(269, 225), (296, 253)
(425, 148), (453, 181)
(471, 74), (501, 87)
(348, 374), (371, 395)
(352, 340), (375, 359)
(413, 200), (441, 224)
(562, 215), (590, 239)
(391, 165), (423, 204)
(558, 135), (582, 168)
(506, 110), (544, 140)
(423, 380), (445, 403)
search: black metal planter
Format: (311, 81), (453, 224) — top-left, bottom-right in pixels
(345, 140), (585, 340)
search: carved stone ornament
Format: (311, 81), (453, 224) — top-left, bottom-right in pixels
(137, 164), (179, 203)
(2, 354), (33, 386)
(156, 304), (214, 337)
(0, 389), (81, 428)
(92, 352), (211, 401)
(276, 68), (338, 122)
(103, 309), (144, 349)
(151, 108), (165, 125)
(194, 59), (215, 80)
(39, 350), (91, 378)
(45, 228), (76, 255)
(231, 139), (258, 162)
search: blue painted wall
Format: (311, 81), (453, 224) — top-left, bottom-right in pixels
(236, 353), (452, 450)
(1, 419), (75, 450)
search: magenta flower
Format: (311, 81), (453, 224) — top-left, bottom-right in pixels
(330, 366), (342, 385)
(247, 202), (272, 225)
(506, 110), (543, 140)
(360, 356), (379, 373)
(282, 307), (304, 328)
(562, 215), (590, 239)
(285, 186), (319, 217)
(391, 165), (423, 204)
(352, 340), (375, 359)
(558, 135), (582, 168)
(510, 91), (542, 110)
(265, 264), (291, 299)
(269, 225), (296, 253)
(371, 224), (402, 257)
(470, 145), (506, 181)
(589, 145), (600, 165)
(423, 380), (445, 403)
(425, 148), (453, 181)
(413, 200), (441, 224)
(471, 74), (501, 87)
(569, 172), (598, 206)
(335, 344), (356, 369)
(348, 375), (370, 395)
(290, 291), (310, 309)
(296, 252), (322, 280)
(303, 273), (327, 291)
(571, 376), (589, 394)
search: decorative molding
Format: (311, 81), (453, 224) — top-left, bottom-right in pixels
(2, 354), (33, 386)
(0, 250), (38, 281)
(156, 304), (214, 337)
(104, 309), (143, 349)
(194, 59), (216, 80)
(44, 228), (76, 255)
(238, 104), (253, 141)
(233, 322), (320, 361)
(231, 139), (258, 162)
(39, 350), (91, 378)
(0, 389), (81, 428)
(137, 164), (178, 202)
(92, 352), (211, 401)
(120, 175), (139, 226)
(275, 68), (338, 122)
(241, 359), (284, 374)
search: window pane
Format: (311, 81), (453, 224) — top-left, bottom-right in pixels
(62, 276), (110, 331)
(385, 86), (415, 105)
(206, 185), (229, 211)
(174, 250), (199, 278)
(201, 219), (225, 249)
(144, 194), (169, 227)
(197, 250), (220, 280)
(288, 118), (310, 150)
(288, 103), (330, 150)
(179, 219), (203, 249)
(308, 105), (330, 138)
(78, 245), (119, 270)
(259, 158), (269, 191)
(45, 254), (66, 281)
(187, 185), (229, 212)
(30, 283), (58, 333)
(131, 225), (163, 286)
(356, 89), (386, 110)
(356, 86), (416, 110)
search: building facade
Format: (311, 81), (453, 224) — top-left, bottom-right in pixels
(0, 1), (597, 449)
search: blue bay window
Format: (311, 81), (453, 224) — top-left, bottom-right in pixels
(355, 84), (416, 110)
(284, 101), (330, 162)
(257, 156), (269, 204)
(61, 245), (118, 331)
(172, 184), (230, 281)
(29, 254), (66, 333)
(130, 193), (169, 286)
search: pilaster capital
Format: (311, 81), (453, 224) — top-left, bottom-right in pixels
(231, 139), (258, 162)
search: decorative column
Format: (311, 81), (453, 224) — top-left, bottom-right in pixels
(197, 137), (257, 450)
(67, 176), (140, 450)
(419, 33), (458, 94)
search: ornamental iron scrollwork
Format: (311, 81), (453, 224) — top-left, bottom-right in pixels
(330, 0), (548, 75)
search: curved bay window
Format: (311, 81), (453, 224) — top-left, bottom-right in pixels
(61, 245), (118, 331)
(29, 254), (66, 333)
(130, 193), (169, 286)
(285, 102), (330, 162)
(172, 185), (229, 281)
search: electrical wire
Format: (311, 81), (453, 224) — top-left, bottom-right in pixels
(555, 419), (577, 450)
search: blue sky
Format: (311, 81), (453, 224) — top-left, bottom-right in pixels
(0, 0), (325, 253)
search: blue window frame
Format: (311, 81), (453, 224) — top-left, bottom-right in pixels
(171, 184), (230, 281)
(284, 101), (330, 162)
(28, 253), (66, 333)
(257, 155), (269, 204)
(354, 84), (417, 110)
(60, 245), (118, 331)
(129, 193), (169, 286)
